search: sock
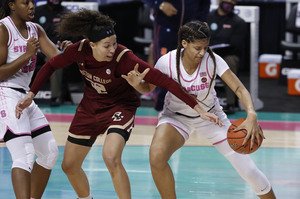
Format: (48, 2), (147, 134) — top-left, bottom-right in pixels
(78, 194), (92, 199)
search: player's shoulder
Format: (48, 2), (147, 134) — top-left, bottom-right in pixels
(116, 44), (129, 53)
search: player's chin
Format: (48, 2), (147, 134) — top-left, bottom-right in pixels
(195, 57), (203, 62)
(106, 56), (113, 62)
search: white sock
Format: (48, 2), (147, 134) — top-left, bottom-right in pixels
(78, 194), (92, 199)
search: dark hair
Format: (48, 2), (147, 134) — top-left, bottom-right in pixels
(0, 0), (15, 19)
(175, 20), (217, 108)
(56, 9), (116, 41)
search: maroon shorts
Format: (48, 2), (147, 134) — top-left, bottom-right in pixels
(69, 103), (137, 139)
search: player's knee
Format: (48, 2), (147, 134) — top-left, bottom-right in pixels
(255, 181), (271, 196)
(12, 143), (35, 172)
(102, 152), (121, 171)
(149, 146), (168, 169)
(36, 140), (58, 169)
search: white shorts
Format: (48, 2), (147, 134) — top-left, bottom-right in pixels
(0, 87), (49, 141)
(157, 107), (231, 145)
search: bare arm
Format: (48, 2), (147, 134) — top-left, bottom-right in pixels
(221, 69), (264, 148)
(36, 24), (60, 58)
(0, 24), (39, 81)
(36, 24), (72, 59)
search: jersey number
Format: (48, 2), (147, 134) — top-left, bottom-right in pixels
(86, 79), (107, 94)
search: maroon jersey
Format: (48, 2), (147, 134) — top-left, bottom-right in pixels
(30, 39), (198, 137)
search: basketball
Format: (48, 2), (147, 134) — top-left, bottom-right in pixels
(227, 118), (263, 154)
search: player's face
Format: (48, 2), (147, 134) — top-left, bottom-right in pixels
(90, 35), (117, 62)
(9, 0), (35, 21)
(182, 38), (209, 64)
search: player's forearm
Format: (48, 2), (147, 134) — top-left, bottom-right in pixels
(193, 104), (207, 118)
(134, 81), (155, 94)
(237, 88), (257, 120)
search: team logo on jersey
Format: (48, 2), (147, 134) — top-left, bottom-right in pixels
(112, 112), (124, 121)
(106, 69), (111, 75)
(201, 77), (207, 83)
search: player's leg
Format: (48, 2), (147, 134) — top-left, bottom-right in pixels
(102, 130), (130, 199)
(28, 103), (58, 199)
(61, 136), (94, 198)
(6, 135), (35, 199)
(149, 123), (185, 198)
(214, 140), (276, 198)
(31, 130), (58, 199)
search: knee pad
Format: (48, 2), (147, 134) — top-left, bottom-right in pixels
(35, 139), (58, 169)
(12, 143), (35, 172)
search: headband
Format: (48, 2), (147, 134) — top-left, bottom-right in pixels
(89, 27), (115, 42)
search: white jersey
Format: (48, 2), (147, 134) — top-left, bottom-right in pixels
(0, 16), (38, 90)
(155, 49), (229, 117)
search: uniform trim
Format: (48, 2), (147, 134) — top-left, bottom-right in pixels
(68, 132), (92, 140)
(106, 115), (134, 132)
(78, 39), (86, 52)
(3, 129), (31, 142)
(67, 135), (96, 147)
(107, 128), (130, 141)
(31, 125), (51, 138)
(116, 49), (131, 63)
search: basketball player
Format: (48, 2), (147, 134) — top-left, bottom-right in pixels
(128, 20), (276, 198)
(0, 0), (70, 198)
(15, 10), (221, 199)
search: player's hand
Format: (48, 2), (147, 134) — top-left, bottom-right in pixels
(200, 112), (224, 127)
(160, 2), (178, 17)
(235, 117), (264, 150)
(26, 37), (40, 57)
(15, 92), (35, 119)
(57, 40), (72, 52)
(194, 104), (223, 126)
(121, 64), (150, 87)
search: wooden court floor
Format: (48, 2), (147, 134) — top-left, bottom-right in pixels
(0, 105), (300, 198)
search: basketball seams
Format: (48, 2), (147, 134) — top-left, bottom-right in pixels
(227, 118), (263, 154)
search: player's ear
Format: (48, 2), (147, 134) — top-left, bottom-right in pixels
(181, 40), (188, 48)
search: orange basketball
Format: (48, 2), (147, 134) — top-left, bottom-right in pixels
(227, 118), (263, 154)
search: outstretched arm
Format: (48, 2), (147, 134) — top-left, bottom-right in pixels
(121, 61), (223, 126)
(221, 69), (264, 148)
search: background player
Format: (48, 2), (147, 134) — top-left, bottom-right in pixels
(0, 0), (70, 198)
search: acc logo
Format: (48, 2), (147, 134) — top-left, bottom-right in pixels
(295, 79), (300, 92)
(112, 112), (124, 121)
(265, 63), (277, 76)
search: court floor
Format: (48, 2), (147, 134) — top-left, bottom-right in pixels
(1, 105), (300, 198)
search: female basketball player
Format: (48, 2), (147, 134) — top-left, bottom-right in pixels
(0, 0), (70, 198)
(128, 20), (276, 198)
(15, 10), (221, 199)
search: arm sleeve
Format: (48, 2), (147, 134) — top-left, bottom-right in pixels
(117, 51), (198, 109)
(30, 44), (79, 95)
